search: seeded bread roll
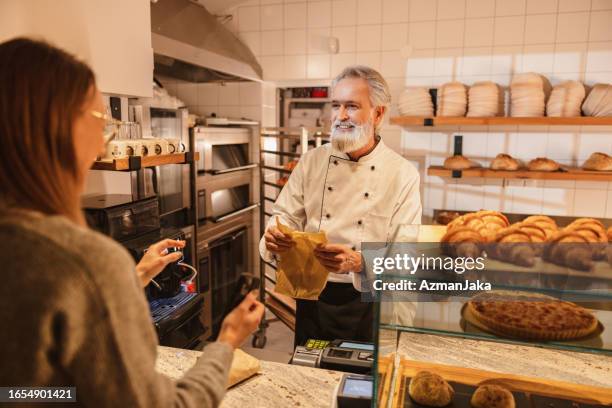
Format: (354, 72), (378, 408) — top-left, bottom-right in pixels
(444, 155), (476, 170)
(490, 153), (520, 171)
(583, 152), (612, 171)
(471, 384), (515, 408)
(408, 371), (454, 407)
(527, 157), (560, 172)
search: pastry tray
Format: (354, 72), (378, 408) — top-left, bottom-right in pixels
(391, 359), (612, 407)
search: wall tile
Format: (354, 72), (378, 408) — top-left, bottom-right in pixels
(285, 2), (307, 28)
(434, 48), (463, 76)
(410, 0), (438, 21)
(308, 27), (332, 53)
(495, 0), (526, 16)
(284, 55), (307, 78)
(526, 0), (558, 14)
(436, 19), (465, 48)
(307, 54), (331, 78)
(555, 12), (589, 43)
(261, 30), (285, 55)
(238, 6), (261, 31)
(466, 0), (496, 17)
(494, 16), (526, 46)
(573, 189), (607, 217)
(284, 29), (307, 55)
(307, 1), (332, 28)
(589, 10), (612, 41)
(409, 21), (437, 49)
(355, 52), (381, 71)
(558, 0), (590, 12)
(382, 23), (409, 51)
(332, 26), (357, 53)
(356, 25), (382, 52)
(218, 83), (240, 105)
(239, 82), (262, 105)
(491, 45), (523, 74)
(553, 43), (588, 73)
(461, 50), (493, 75)
(380, 51), (406, 77)
(524, 14), (557, 44)
(332, 0), (357, 26)
(260, 55), (285, 79)
(521, 44), (555, 73)
(437, 0), (466, 20)
(406, 50), (435, 77)
(586, 42), (612, 72)
(358, 0), (382, 24)
(382, 0), (410, 23)
(541, 188), (574, 215)
(606, 191), (612, 218)
(591, 0), (612, 10)
(464, 18), (495, 47)
(331, 53), (356, 76)
(261, 4), (284, 30)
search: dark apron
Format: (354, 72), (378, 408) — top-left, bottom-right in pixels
(294, 282), (374, 347)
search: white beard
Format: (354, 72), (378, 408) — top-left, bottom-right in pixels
(330, 119), (373, 153)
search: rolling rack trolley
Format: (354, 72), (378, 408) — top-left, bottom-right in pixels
(253, 127), (329, 347)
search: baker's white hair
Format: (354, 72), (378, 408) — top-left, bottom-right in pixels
(331, 65), (391, 131)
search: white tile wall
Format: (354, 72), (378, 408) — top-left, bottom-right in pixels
(198, 0), (612, 219)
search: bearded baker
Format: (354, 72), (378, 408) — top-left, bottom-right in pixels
(260, 65), (422, 347)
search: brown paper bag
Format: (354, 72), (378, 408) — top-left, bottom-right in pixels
(275, 218), (329, 300)
(227, 349), (260, 388)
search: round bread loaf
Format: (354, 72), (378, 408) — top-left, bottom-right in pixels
(471, 384), (515, 408)
(444, 155), (475, 170)
(490, 153), (520, 171)
(527, 157), (560, 172)
(408, 371), (454, 407)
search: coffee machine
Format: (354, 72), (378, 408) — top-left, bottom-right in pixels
(83, 194), (206, 349)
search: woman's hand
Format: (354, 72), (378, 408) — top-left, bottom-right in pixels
(135, 239), (185, 287)
(217, 293), (265, 350)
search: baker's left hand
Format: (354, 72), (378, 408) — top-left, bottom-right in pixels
(314, 244), (362, 274)
(135, 239), (186, 287)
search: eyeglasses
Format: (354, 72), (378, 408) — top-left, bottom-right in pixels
(91, 110), (121, 146)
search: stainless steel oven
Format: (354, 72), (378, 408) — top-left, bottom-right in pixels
(196, 213), (253, 340)
(196, 171), (259, 226)
(194, 126), (258, 177)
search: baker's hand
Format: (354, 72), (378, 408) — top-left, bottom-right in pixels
(264, 226), (295, 254)
(314, 244), (362, 274)
(135, 239), (185, 287)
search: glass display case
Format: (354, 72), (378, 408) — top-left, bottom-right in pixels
(371, 224), (612, 408)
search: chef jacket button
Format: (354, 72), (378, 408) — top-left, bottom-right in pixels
(370, 165), (375, 171)
(358, 220), (362, 225)
(351, 246), (356, 251)
(328, 186), (333, 191)
(326, 213), (331, 219)
(364, 192), (369, 198)
(334, 160), (339, 165)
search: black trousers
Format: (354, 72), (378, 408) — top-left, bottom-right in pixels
(294, 282), (374, 348)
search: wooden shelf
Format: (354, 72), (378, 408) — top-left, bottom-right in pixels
(91, 152), (199, 171)
(428, 165), (612, 181)
(262, 164), (293, 174)
(390, 116), (612, 127)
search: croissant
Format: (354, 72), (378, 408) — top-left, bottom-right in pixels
(512, 221), (548, 255)
(608, 226), (612, 242)
(441, 226), (484, 258)
(487, 227), (536, 267)
(566, 218), (607, 260)
(447, 210), (510, 242)
(522, 215), (558, 239)
(543, 230), (593, 271)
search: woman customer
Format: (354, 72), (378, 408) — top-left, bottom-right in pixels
(0, 37), (264, 407)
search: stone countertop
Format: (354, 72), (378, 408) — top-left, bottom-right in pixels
(155, 346), (343, 408)
(394, 331), (612, 389)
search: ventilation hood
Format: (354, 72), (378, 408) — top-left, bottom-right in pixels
(151, 0), (262, 83)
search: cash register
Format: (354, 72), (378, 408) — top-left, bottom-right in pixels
(291, 339), (373, 374)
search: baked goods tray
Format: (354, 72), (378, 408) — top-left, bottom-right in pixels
(380, 300), (612, 355)
(391, 359), (612, 407)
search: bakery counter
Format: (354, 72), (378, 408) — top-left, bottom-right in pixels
(155, 346), (343, 408)
(393, 331), (612, 389)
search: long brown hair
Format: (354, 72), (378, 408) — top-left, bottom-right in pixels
(0, 38), (95, 224)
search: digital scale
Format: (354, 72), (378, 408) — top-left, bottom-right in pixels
(291, 339), (373, 374)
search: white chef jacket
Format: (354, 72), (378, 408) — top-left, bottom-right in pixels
(259, 137), (422, 291)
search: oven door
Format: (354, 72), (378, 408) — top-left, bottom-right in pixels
(194, 126), (257, 176)
(196, 172), (259, 226)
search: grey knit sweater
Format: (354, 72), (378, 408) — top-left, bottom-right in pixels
(0, 210), (233, 407)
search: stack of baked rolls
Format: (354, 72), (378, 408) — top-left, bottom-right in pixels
(583, 152), (612, 171)
(546, 80), (586, 117)
(582, 83), (612, 117)
(437, 82), (468, 116)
